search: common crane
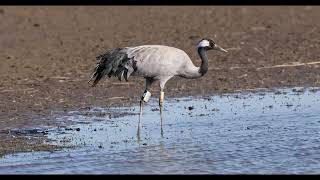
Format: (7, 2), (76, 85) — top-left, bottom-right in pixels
(89, 38), (227, 137)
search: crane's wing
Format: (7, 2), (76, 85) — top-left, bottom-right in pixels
(88, 48), (136, 86)
(125, 46), (159, 61)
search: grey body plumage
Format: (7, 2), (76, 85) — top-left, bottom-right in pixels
(89, 38), (227, 138)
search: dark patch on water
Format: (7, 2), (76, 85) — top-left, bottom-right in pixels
(9, 128), (49, 137)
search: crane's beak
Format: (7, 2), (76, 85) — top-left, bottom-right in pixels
(214, 45), (228, 53)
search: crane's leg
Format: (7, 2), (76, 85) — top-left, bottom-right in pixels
(159, 76), (172, 137)
(137, 78), (154, 141)
(137, 100), (143, 141)
(159, 89), (164, 137)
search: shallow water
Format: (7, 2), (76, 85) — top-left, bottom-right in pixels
(1, 88), (320, 174)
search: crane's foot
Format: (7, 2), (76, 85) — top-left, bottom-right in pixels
(137, 126), (141, 142)
(160, 126), (164, 138)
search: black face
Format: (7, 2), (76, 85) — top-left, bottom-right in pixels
(199, 38), (228, 53)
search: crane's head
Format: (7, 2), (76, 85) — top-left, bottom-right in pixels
(197, 38), (228, 53)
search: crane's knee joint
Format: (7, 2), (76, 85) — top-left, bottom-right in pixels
(159, 91), (164, 105)
(141, 90), (151, 102)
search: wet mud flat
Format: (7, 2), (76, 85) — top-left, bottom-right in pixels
(1, 87), (320, 174)
(2, 6), (320, 137)
(2, 6), (320, 158)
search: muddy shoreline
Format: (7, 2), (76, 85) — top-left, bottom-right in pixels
(1, 6), (320, 156)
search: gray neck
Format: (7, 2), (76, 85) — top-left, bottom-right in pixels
(198, 47), (208, 76)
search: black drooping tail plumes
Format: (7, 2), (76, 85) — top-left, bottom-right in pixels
(88, 48), (135, 87)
